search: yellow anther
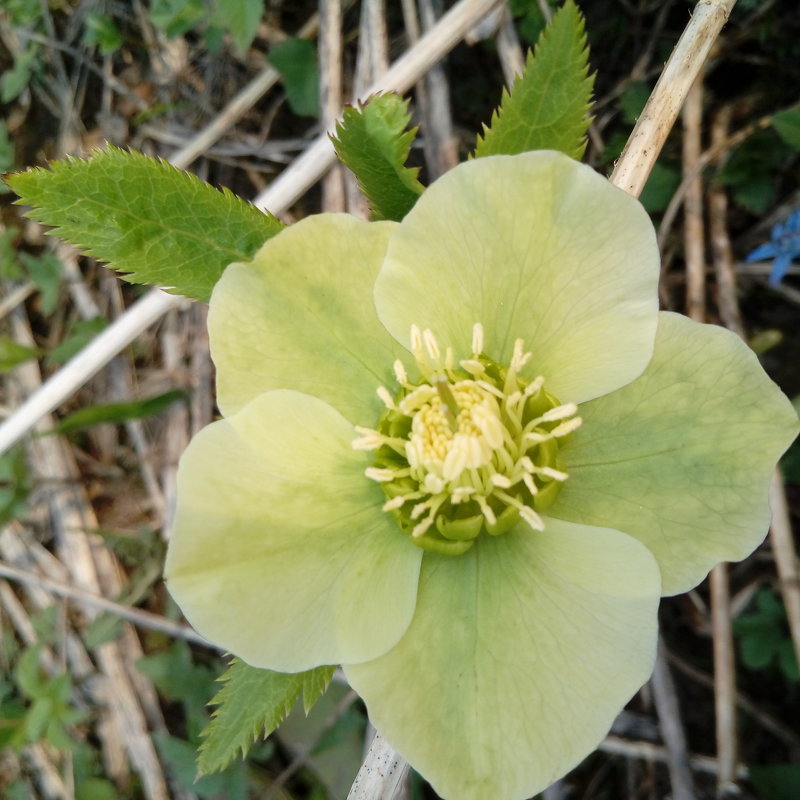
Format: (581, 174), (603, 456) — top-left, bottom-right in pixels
(362, 322), (579, 551)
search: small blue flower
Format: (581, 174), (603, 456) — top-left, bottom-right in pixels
(745, 209), (800, 286)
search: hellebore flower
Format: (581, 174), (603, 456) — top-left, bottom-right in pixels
(745, 208), (800, 286)
(165, 151), (798, 800)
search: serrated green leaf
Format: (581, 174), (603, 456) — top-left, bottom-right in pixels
(773, 107), (800, 150)
(42, 389), (186, 436)
(4, 146), (283, 302)
(213, 0), (263, 53)
(301, 665), (335, 714)
(269, 39), (319, 117)
(474, 0), (594, 159)
(331, 94), (424, 221)
(197, 658), (333, 774)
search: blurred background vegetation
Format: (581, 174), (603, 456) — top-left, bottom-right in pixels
(1, 1), (799, 798)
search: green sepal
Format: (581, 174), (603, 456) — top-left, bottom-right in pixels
(4, 146), (283, 302)
(532, 472), (563, 512)
(331, 93), (425, 221)
(413, 532), (474, 556)
(474, 0), (594, 159)
(486, 505), (520, 536)
(436, 513), (483, 541)
(197, 658), (334, 774)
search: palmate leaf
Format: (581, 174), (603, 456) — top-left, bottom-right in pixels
(4, 146), (283, 302)
(197, 659), (335, 774)
(331, 93), (424, 221)
(474, 0), (594, 159)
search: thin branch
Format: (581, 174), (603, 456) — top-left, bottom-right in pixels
(710, 563), (739, 793)
(651, 640), (697, 800)
(0, 559), (215, 649)
(708, 106), (745, 337)
(769, 469), (800, 671)
(683, 77), (705, 322)
(610, 0), (737, 196)
(599, 736), (748, 779)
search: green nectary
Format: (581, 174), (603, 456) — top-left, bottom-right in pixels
(354, 324), (581, 554)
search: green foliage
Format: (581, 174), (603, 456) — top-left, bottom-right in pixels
(749, 765), (800, 800)
(716, 130), (792, 214)
(43, 389), (186, 436)
(155, 733), (249, 799)
(137, 641), (218, 735)
(278, 680), (366, 799)
(639, 161), (681, 214)
(0, 121), (14, 188)
(198, 658), (335, 774)
(74, 777), (119, 800)
(734, 588), (799, 681)
(213, 0), (263, 53)
(508, 0), (554, 44)
(0, 336), (39, 372)
(21, 251), (62, 315)
(618, 82), (651, 124)
(45, 317), (109, 366)
(474, 0), (594, 159)
(13, 646), (86, 750)
(0, 227), (22, 278)
(0, 447), (29, 526)
(772, 107), (800, 150)
(331, 94), (425, 221)
(149, 0), (207, 39)
(1, 47), (38, 103)
(5, 146), (283, 301)
(269, 38), (320, 117)
(82, 12), (124, 55)
(136, 643), (258, 795)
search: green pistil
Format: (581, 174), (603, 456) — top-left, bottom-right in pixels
(353, 325), (581, 556)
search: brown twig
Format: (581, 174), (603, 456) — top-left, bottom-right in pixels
(651, 640), (697, 800)
(769, 470), (800, 673)
(708, 107), (745, 337)
(611, 0), (737, 196)
(319, 0), (346, 211)
(683, 77), (706, 322)
(710, 564), (739, 795)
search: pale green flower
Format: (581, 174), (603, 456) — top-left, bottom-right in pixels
(165, 151), (798, 800)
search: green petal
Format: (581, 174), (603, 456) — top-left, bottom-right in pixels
(165, 390), (422, 671)
(209, 214), (405, 420)
(345, 519), (660, 800)
(374, 151), (659, 402)
(553, 311), (800, 595)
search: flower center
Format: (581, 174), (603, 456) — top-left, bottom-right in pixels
(353, 324), (581, 555)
